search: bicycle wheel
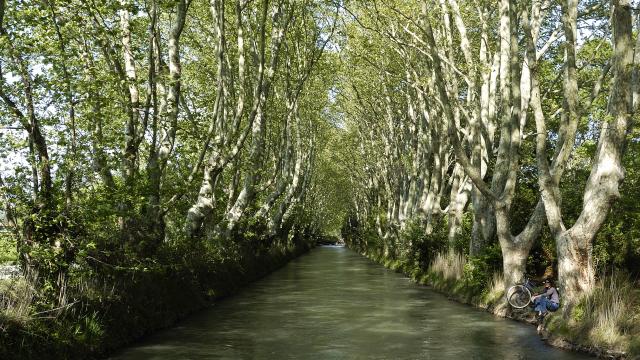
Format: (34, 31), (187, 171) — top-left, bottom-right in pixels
(507, 285), (532, 308)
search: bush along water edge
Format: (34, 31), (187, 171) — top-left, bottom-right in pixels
(0, 227), (318, 360)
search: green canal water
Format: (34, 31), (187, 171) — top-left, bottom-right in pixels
(112, 246), (590, 359)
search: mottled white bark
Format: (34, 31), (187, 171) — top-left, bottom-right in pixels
(447, 165), (471, 247)
(119, 0), (141, 183)
(530, 0), (634, 305)
(187, 0), (268, 237)
(421, 0), (545, 292)
(226, 1), (290, 232)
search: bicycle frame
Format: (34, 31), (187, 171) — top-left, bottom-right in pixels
(523, 278), (536, 293)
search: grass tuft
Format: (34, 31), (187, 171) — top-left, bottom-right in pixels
(559, 271), (640, 355)
(429, 249), (466, 281)
(481, 272), (505, 305)
(585, 273), (638, 350)
(426, 250), (482, 303)
(0, 275), (35, 325)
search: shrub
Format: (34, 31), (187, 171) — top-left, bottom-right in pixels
(450, 212), (473, 255)
(461, 243), (503, 296)
(581, 273), (637, 348)
(0, 233), (17, 264)
(401, 217), (448, 271)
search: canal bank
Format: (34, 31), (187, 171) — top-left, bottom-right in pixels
(344, 244), (631, 359)
(0, 234), (314, 360)
(113, 246), (590, 359)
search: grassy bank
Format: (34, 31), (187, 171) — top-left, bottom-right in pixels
(0, 232), (315, 360)
(344, 231), (640, 359)
(544, 274), (640, 358)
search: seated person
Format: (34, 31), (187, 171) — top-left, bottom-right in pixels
(532, 279), (559, 317)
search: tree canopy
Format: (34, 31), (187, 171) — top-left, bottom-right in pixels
(1, 0), (639, 332)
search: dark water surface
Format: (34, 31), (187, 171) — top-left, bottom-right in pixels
(113, 246), (590, 359)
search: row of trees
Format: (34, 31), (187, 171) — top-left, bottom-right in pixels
(3, 0), (638, 316)
(0, 0), (337, 307)
(338, 0), (639, 308)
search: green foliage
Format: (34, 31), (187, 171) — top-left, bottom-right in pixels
(451, 212), (473, 254)
(305, 128), (356, 236)
(630, 336), (640, 357)
(341, 216), (381, 255)
(2, 0), (640, 357)
(461, 244), (503, 296)
(400, 218), (448, 271)
(0, 233), (17, 264)
(0, 221), (315, 359)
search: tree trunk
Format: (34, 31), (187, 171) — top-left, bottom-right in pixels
(557, 0), (632, 302)
(528, 0), (634, 307)
(447, 165), (471, 247)
(226, 0), (289, 232)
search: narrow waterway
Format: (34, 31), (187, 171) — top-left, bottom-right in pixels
(113, 246), (590, 359)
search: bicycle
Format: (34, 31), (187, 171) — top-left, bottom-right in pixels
(506, 278), (538, 308)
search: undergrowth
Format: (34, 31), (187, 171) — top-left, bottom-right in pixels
(0, 276), (35, 325)
(547, 272), (640, 356)
(0, 225), (316, 360)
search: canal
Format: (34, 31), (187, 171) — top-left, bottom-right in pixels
(113, 246), (590, 359)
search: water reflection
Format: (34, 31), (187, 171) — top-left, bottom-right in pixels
(112, 246), (589, 359)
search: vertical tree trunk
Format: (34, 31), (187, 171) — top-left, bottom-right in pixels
(226, 0), (289, 232)
(447, 165), (471, 248)
(528, 0), (634, 307)
(558, 0), (633, 303)
(119, 0), (141, 186)
(47, 0), (77, 209)
(141, 0), (187, 252)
